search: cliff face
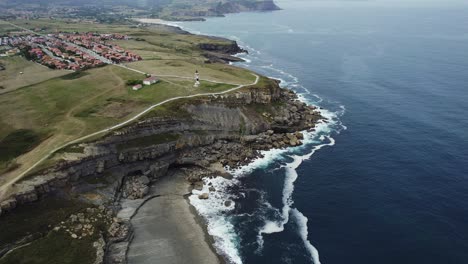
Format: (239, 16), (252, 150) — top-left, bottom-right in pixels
(165, 0), (280, 20)
(214, 0), (281, 14)
(0, 79), (322, 216)
(198, 40), (247, 63)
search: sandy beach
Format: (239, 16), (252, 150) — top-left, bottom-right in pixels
(133, 18), (177, 26)
(126, 170), (220, 264)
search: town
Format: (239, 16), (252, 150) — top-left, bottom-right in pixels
(0, 32), (142, 71)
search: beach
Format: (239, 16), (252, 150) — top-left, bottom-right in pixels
(127, 169), (221, 264)
(133, 18), (177, 26)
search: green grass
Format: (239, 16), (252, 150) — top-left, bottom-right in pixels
(59, 71), (90, 80)
(0, 231), (97, 264)
(0, 56), (69, 94)
(57, 145), (85, 154)
(143, 99), (193, 119)
(0, 197), (86, 248)
(116, 133), (180, 151)
(0, 129), (45, 163)
(197, 81), (236, 93)
(0, 18), (261, 182)
(127, 59), (256, 85)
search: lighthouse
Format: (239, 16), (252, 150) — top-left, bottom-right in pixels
(194, 70), (200, 87)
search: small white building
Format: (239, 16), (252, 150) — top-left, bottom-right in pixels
(143, 76), (158, 86)
(132, 84), (143, 91)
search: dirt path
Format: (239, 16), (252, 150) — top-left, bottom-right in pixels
(0, 74), (259, 201)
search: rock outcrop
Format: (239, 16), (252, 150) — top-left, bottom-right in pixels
(213, 0), (281, 14)
(0, 74), (324, 264)
(199, 40), (247, 63)
(0, 77), (322, 221)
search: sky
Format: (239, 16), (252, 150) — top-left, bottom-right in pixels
(276, 0), (468, 7)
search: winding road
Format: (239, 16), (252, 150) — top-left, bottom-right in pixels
(0, 73), (259, 200)
(0, 20), (259, 200)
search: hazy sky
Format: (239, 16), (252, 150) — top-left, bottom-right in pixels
(276, 0), (468, 6)
(275, 0), (468, 7)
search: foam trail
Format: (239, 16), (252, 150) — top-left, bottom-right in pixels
(189, 177), (242, 264)
(256, 104), (339, 250)
(291, 209), (321, 264)
(179, 20), (344, 264)
(257, 135), (335, 240)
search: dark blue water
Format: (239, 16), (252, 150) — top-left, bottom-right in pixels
(183, 1), (468, 263)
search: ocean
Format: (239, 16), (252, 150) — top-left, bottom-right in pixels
(179, 1), (468, 263)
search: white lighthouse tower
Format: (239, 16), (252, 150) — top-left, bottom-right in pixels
(194, 70), (200, 87)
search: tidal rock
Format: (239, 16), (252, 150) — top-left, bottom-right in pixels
(198, 193), (209, 200)
(108, 220), (130, 241)
(93, 235), (106, 264)
(295, 131), (304, 140)
(193, 181), (204, 191)
(138, 176), (150, 185)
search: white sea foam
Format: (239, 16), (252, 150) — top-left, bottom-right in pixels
(260, 64), (300, 86)
(256, 132), (335, 248)
(255, 104), (340, 253)
(190, 114), (340, 263)
(180, 21), (345, 264)
(227, 146), (289, 177)
(189, 94), (344, 263)
(291, 209), (321, 264)
(189, 176), (242, 264)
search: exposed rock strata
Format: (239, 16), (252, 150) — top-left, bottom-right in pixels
(199, 40), (247, 63)
(0, 77), (322, 264)
(0, 79), (321, 214)
(167, 0), (280, 18)
(213, 0), (281, 14)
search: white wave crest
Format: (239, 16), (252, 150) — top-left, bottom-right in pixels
(256, 134), (335, 247)
(180, 20), (344, 264)
(189, 177), (242, 264)
(291, 209), (321, 264)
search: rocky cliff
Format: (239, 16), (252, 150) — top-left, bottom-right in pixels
(213, 0), (281, 14)
(0, 77), (322, 263)
(0, 77), (321, 215)
(164, 0), (280, 20)
(198, 39), (247, 63)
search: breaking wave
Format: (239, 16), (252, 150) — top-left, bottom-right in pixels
(182, 19), (346, 264)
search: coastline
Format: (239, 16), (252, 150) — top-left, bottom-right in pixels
(0, 9), (326, 264)
(123, 20), (326, 264)
(125, 170), (221, 264)
(132, 18), (180, 27)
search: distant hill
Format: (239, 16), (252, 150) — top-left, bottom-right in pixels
(0, 0), (280, 21)
(0, 0), (280, 10)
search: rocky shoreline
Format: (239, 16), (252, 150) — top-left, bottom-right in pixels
(0, 43), (322, 263)
(0, 78), (323, 263)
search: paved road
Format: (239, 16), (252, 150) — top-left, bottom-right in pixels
(5, 21), (124, 67)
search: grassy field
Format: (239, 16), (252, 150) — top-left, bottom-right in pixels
(0, 56), (70, 94)
(0, 18), (262, 193)
(126, 59), (256, 85)
(0, 196), (101, 264)
(0, 19), (136, 35)
(0, 231), (97, 264)
(0, 197), (86, 248)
